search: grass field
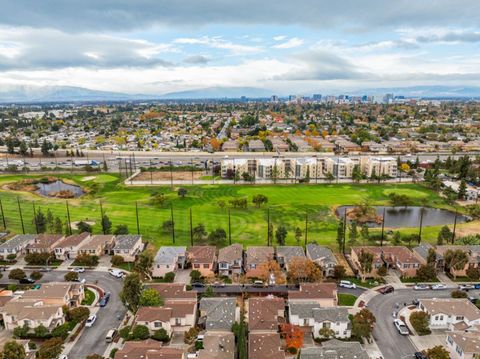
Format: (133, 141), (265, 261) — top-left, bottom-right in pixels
(337, 293), (358, 306)
(0, 173), (473, 249)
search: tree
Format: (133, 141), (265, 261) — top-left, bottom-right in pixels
(427, 248), (437, 266)
(444, 249), (469, 279)
(416, 264), (437, 281)
(360, 224), (369, 243)
(451, 290), (468, 298)
(208, 228), (227, 246)
(357, 249), (374, 281)
(294, 227), (302, 246)
(131, 325), (150, 340)
(410, 311), (431, 335)
(348, 221), (358, 245)
(40, 140), (53, 157)
(423, 346), (450, 359)
(30, 271), (43, 280)
(8, 269), (26, 281)
(64, 271), (79, 282)
(34, 324), (50, 338)
(178, 187), (187, 198)
(114, 224), (129, 235)
(135, 251), (154, 277)
(37, 338), (63, 359)
(255, 260), (286, 284)
(152, 328), (169, 342)
(466, 267), (480, 281)
(325, 172), (335, 183)
(74, 253), (99, 267)
(352, 309), (376, 342)
(193, 224), (207, 243)
(34, 209), (47, 233)
(139, 288), (163, 307)
(318, 327), (335, 339)
(333, 265), (346, 281)
(111, 255), (124, 266)
(86, 355), (103, 359)
(377, 266), (387, 277)
(163, 272), (175, 283)
(437, 225), (452, 245)
(252, 194), (268, 207)
(24, 252), (53, 265)
(287, 257), (322, 284)
(280, 324), (303, 351)
(190, 270), (202, 282)
(352, 165), (363, 183)
(275, 225), (287, 246)
(458, 180), (467, 200)
(66, 307), (90, 323)
(336, 219), (345, 252)
(1, 340), (26, 359)
(120, 273), (142, 312)
(18, 141), (28, 157)
(53, 217), (63, 234)
(76, 221), (92, 233)
(101, 214), (112, 234)
(203, 286), (214, 298)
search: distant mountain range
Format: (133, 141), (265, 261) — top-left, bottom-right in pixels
(1, 84), (480, 103)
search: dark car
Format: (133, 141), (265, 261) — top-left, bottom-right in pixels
(379, 285), (394, 294)
(191, 282), (205, 288)
(99, 292), (111, 307)
(414, 352), (427, 359)
(474, 283), (480, 290)
(19, 278), (35, 284)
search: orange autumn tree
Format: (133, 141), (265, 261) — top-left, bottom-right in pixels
(280, 323), (303, 351)
(287, 257), (323, 284)
(255, 260), (286, 284)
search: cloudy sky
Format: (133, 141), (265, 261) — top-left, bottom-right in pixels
(1, 0), (480, 95)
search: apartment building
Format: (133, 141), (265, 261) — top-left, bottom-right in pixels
(360, 156), (398, 177)
(324, 157), (356, 178)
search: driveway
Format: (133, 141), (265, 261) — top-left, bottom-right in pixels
(174, 269), (191, 284)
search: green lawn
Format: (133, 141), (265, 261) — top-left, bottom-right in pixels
(81, 289), (95, 305)
(0, 173), (469, 249)
(338, 293), (357, 306)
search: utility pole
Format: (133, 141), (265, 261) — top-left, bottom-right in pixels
(452, 210), (458, 244)
(17, 197), (25, 234)
(380, 207), (386, 246)
(169, 159), (174, 190)
(66, 201), (72, 235)
(267, 208), (271, 246)
(32, 202), (39, 234)
(0, 198), (6, 229)
(191, 158), (194, 185)
(135, 201), (140, 235)
(228, 209), (232, 245)
(342, 209), (347, 254)
(150, 160), (153, 185)
(171, 204), (175, 244)
(99, 201), (105, 234)
(304, 209), (308, 247)
(418, 207), (424, 243)
(189, 208), (193, 246)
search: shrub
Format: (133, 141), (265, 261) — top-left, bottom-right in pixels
(416, 264), (437, 281)
(9, 268), (26, 280)
(377, 266), (387, 276)
(38, 337), (64, 359)
(30, 271), (43, 280)
(131, 325), (150, 340)
(111, 255), (124, 266)
(64, 272), (79, 282)
(466, 267), (480, 281)
(152, 328), (169, 342)
(190, 270), (202, 282)
(7, 284), (18, 292)
(163, 272), (175, 283)
(13, 324), (30, 338)
(287, 347), (298, 354)
(6, 253), (17, 262)
(28, 341), (37, 350)
(24, 252), (53, 265)
(74, 254), (99, 267)
(67, 307), (90, 323)
(110, 348), (118, 358)
(410, 311), (431, 335)
(451, 290), (468, 298)
(184, 327), (199, 344)
(51, 323), (70, 339)
(119, 326), (131, 340)
(195, 341), (204, 350)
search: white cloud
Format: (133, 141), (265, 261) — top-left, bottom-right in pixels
(174, 36), (262, 54)
(273, 37), (304, 49)
(273, 35), (286, 41)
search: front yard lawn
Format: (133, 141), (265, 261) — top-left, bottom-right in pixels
(81, 289), (95, 306)
(338, 293), (357, 306)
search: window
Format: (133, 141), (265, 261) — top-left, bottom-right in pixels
(447, 336), (453, 345)
(456, 316), (464, 321)
(154, 321), (162, 328)
(456, 344), (463, 355)
(203, 264), (209, 268)
(194, 264), (200, 269)
(166, 265), (170, 268)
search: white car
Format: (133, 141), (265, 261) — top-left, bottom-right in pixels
(85, 314), (97, 327)
(393, 319), (409, 335)
(413, 284), (430, 290)
(339, 280), (357, 289)
(72, 267), (85, 273)
(109, 269), (125, 278)
(459, 284), (475, 291)
(431, 284), (447, 290)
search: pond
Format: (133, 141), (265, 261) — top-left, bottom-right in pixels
(36, 180), (85, 198)
(336, 206), (468, 228)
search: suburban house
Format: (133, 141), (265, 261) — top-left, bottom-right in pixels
(113, 235), (143, 262)
(20, 282), (85, 307)
(247, 296), (285, 332)
(275, 246), (305, 271)
(152, 246), (187, 278)
(0, 234), (37, 258)
(245, 246), (274, 278)
(249, 333), (285, 359)
(435, 245), (477, 277)
(350, 246), (424, 278)
(114, 339), (184, 359)
(198, 332), (235, 359)
(446, 330), (480, 359)
(147, 283), (197, 303)
(134, 301), (197, 336)
(0, 300), (65, 331)
(301, 340), (369, 359)
(187, 246), (217, 277)
(77, 234), (115, 257)
(26, 234), (65, 254)
(288, 283), (338, 307)
(217, 243), (243, 280)
(289, 303), (351, 339)
(53, 232), (91, 260)
(199, 297), (239, 332)
(419, 299), (480, 330)
(306, 244), (338, 277)
(413, 243), (438, 268)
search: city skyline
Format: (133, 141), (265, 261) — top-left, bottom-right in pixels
(1, 1), (480, 96)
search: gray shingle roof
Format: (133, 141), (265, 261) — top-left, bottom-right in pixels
(289, 302), (319, 319)
(413, 243), (434, 262)
(313, 308), (349, 324)
(114, 235), (142, 250)
(154, 246), (186, 265)
(0, 234), (36, 250)
(301, 340), (369, 359)
(306, 244), (337, 265)
(276, 246), (305, 263)
(200, 297), (236, 331)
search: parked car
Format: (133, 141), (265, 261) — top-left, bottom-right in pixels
(191, 282), (205, 288)
(71, 267), (85, 273)
(414, 352), (427, 359)
(414, 284), (430, 291)
(19, 278), (35, 284)
(474, 283), (480, 289)
(339, 280), (356, 289)
(85, 314), (97, 327)
(108, 269), (125, 278)
(459, 284), (475, 291)
(431, 284), (447, 290)
(99, 292), (111, 307)
(379, 285), (394, 294)
(393, 319), (409, 335)
(212, 282), (226, 287)
(253, 280), (265, 287)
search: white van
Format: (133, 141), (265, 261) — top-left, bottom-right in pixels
(106, 329), (117, 343)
